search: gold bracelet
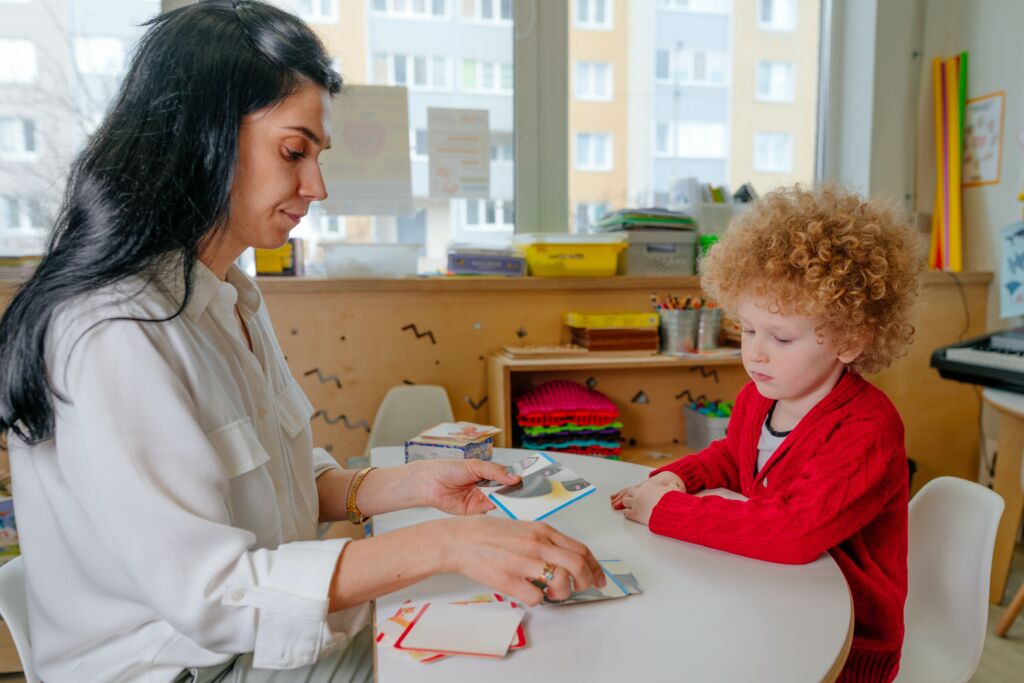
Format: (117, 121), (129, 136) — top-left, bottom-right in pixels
(346, 467), (376, 525)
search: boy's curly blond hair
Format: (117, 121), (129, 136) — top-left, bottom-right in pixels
(700, 183), (925, 375)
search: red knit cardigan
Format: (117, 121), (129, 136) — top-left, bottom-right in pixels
(651, 372), (908, 683)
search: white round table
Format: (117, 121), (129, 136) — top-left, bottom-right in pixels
(370, 447), (853, 682)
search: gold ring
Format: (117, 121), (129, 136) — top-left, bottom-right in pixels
(538, 562), (556, 585)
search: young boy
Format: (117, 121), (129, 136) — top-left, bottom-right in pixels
(611, 184), (924, 682)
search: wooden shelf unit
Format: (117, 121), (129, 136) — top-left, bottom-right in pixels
(486, 351), (746, 460)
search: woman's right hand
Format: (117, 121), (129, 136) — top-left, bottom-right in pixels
(436, 516), (605, 606)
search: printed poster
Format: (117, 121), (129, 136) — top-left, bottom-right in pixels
(1000, 221), (1024, 318)
(963, 91), (1005, 187)
(320, 85), (414, 216)
(427, 108), (490, 199)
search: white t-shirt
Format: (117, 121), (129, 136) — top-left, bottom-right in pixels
(10, 260), (368, 682)
(756, 403), (791, 474)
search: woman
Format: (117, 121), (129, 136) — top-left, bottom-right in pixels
(0, 2), (603, 681)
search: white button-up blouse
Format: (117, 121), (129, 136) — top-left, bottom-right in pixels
(10, 261), (368, 682)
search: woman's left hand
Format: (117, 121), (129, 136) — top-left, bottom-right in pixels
(413, 459), (521, 515)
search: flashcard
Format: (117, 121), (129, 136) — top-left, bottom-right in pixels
(481, 453), (596, 521)
(394, 601), (525, 658)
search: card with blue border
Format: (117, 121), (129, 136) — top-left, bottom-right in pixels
(481, 453), (595, 521)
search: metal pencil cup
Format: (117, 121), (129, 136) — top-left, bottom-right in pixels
(659, 309), (698, 355)
(697, 308), (722, 352)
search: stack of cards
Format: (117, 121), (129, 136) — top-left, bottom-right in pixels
(404, 422), (502, 463)
(377, 594), (526, 663)
(543, 560), (643, 605)
(478, 453), (596, 521)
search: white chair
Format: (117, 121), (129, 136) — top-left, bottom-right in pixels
(364, 385), (454, 456)
(0, 556), (40, 683)
(995, 460), (1024, 637)
(895, 476), (1004, 683)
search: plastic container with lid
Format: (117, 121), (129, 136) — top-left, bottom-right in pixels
(321, 242), (421, 277)
(511, 233), (626, 277)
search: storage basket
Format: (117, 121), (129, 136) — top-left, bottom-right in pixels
(684, 404), (730, 451)
(615, 230), (697, 276)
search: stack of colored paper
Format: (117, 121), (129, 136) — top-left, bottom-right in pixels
(376, 594), (527, 663)
(514, 380), (622, 458)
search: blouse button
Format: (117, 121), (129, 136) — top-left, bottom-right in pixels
(258, 406), (268, 419)
(230, 589), (245, 602)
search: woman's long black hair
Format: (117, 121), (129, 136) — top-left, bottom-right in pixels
(0, 0), (341, 445)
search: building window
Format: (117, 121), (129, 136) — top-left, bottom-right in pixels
(374, 53), (451, 90)
(753, 131), (794, 172)
(375, 0), (449, 19)
(654, 122), (673, 156)
(677, 122), (725, 159)
(575, 132), (612, 171)
(73, 37), (126, 77)
(0, 118), (37, 160)
(0, 196), (44, 231)
(462, 0), (511, 23)
(297, 0), (339, 23)
(410, 128), (428, 159)
(666, 48), (729, 86)
(464, 198), (514, 231)
(575, 202), (609, 232)
(758, 0), (797, 31)
(461, 59), (512, 94)
(490, 135), (514, 162)
(756, 61), (795, 102)
(574, 61), (612, 101)
(574, 0), (613, 30)
(0, 39), (36, 84)
(655, 49), (671, 81)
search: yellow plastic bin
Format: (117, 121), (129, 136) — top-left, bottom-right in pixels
(513, 235), (626, 277)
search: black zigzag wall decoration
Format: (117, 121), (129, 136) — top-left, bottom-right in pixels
(304, 368), (342, 389)
(674, 389), (708, 403)
(465, 395), (488, 411)
(401, 323), (437, 345)
(689, 365), (720, 383)
(313, 410), (370, 432)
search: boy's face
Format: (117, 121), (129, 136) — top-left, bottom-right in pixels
(737, 295), (858, 409)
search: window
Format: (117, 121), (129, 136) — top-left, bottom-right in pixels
(464, 198), (514, 231)
(574, 61), (612, 101)
(410, 128), (428, 159)
(461, 59), (512, 94)
(0, 118), (36, 160)
(575, 202), (609, 232)
(0, 197), (44, 232)
(73, 37), (126, 77)
(654, 122), (673, 156)
(462, 0), (511, 23)
(756, 61), (794, 102)
(297, 0), (339, 23)
(677, 122), (725, 158)
(374, 53), (451, 90)
(575, 0), (612, 30)
(754, 131), (794, 172)
(664, 48), (729, 86)
(0, 39), (36, 83)
(375, 0), (448, 19)
(575, 132), (612, 171)
(490, 136), (514, 162)
(758, 0), (797, 31)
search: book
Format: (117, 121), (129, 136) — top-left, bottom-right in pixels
(417, 422), (501, 443)
(404, 422), (501, 463)
(480, 453), (596, 521)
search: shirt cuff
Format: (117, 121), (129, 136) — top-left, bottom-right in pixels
(222, 538), (368, 669)
(651, 456), (708, 493)
(313, 447), (341, 479)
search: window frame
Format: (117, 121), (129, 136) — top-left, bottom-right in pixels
(373, 0), (451, 21)
(0, 117), (37, 161)
(755, 60), (796, 102)
(574, 60), (613, 101)
(297, 0), (340, 24)
(753, 130), (795, 172)
(757, 0), (798, 32)
(574, 132), (613, 172)
(574, 0), (614, 31)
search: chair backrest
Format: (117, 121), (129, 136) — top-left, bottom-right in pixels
(903, 476), (1004, 681)
(0, 556), (39, 683)
(364, 385), (455, 455)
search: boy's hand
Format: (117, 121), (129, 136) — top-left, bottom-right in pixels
(610, 471), (684, 510)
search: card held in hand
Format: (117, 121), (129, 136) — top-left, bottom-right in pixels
(479, 453), (596, 521)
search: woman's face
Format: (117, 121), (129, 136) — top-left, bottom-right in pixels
(225, 82), (332, 253)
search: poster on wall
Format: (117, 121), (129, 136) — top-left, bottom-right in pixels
(962, 91), (1005, 187)
(427, 108), (490, 200)
(1000, 221), (1024, 318)
(320, 85), (414, 216)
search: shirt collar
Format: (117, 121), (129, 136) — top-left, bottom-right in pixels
(153, 255), (262, 324)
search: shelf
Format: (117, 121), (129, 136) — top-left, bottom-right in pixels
(493, 352), (742, 372)
(618, 443), (695, 468)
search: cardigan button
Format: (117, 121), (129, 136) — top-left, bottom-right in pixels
(762, 478), (768, 488)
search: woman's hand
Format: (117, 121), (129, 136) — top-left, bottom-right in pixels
(413, 459), (521, 516)
(610, 471), (684, 510)
(439, 516), (606, 606)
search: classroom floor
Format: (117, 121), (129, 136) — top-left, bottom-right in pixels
(0, 544), (1020, 682)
